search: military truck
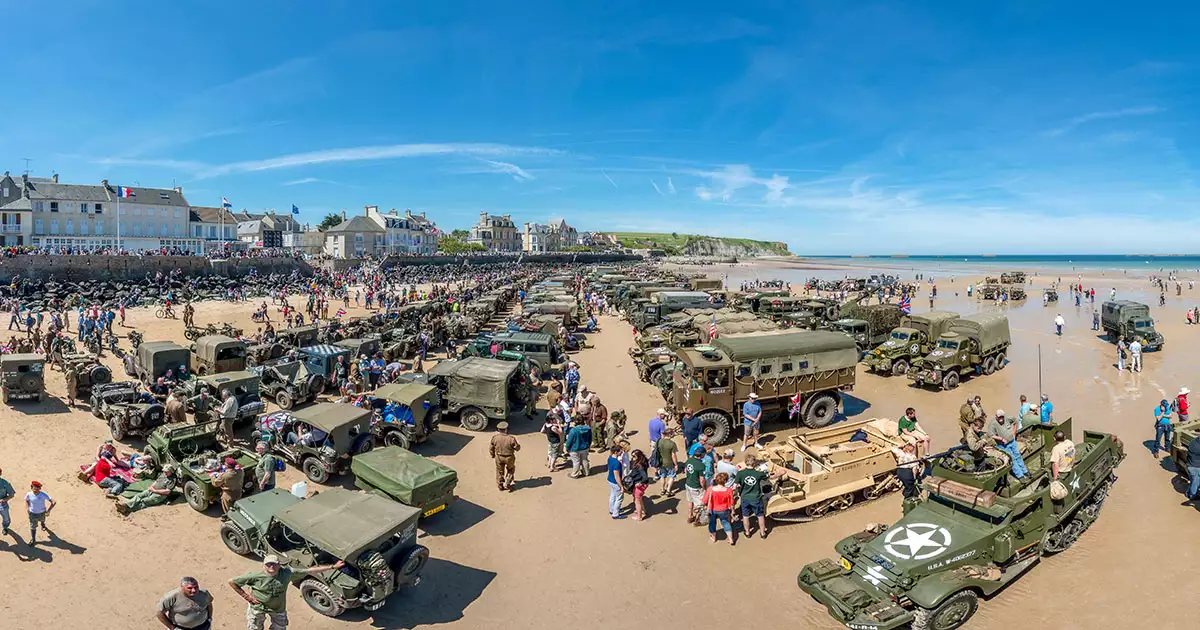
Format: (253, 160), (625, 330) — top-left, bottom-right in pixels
(269, 403), (375, 483)
(276, 324), (321, 349)
(251, 360), (324, 410)
(829, 304), (905, 353)
(135, 341), (190, 385)
(798, 419), (1125, 630)
(62, 352), (113, 398)
(352, 446), (458, 518)
(909, 313), (1010, 390)
(862, 310), (960, 377)
(980, 283), (1026, 301)
(469, 331), (566, 378)
(1101, 300), (1164, 351)
(190, 335), (248, 376)
(419, 357), (529, 431)
(1, 354), (45, 403)
(999, 271), (1026, 284)
(219, 488), (428, 617)
(144, 420), (260, 512)
(177, 371), (266, 424)
(666, 330), (858, 444)
(90, 381), (167, 440)
(369, 383), (442, 449)
(632, 291), (719, 330)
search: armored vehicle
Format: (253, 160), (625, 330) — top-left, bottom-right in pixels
(144, 420), (260, 512)
(667, 330), (858, 444)
(1, 354), (45, 403)
(422, 357), (529, 431)
(135, 341), (190, 385)
(90, 381), (167, 440)
(761, 417), (923, 521)
(369, 383), (442, 449)
(632, 291), (719, 330)
(352, 446), (458, 518)
(189, 335), (248, 376)
(62, 352), (113, 398)
(799, 419), (1125, 630)
(219, 488), (427, 617)
(469, 331), (566, 379)
(177, 371), (265, 424)
(1101, 300), (1163, 350)
(269, 403), (374, 483)
(999, 271), (1026, 284)
(335, 336), (382, 361)
(252, 360), (324, 410)
(862, 311), (960, 376)
(909, 313), (1011, 390)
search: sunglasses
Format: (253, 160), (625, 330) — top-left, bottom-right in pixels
(264, 562), (280, 567)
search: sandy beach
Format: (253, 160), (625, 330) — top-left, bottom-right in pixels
(1, 258), (1197, 629)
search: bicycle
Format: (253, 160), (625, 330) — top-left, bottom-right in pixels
(155, 308), (177, 320)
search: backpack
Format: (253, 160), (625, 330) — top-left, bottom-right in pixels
(648, 440), (661, 468)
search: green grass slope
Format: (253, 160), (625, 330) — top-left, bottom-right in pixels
(603, 232), (792, 256)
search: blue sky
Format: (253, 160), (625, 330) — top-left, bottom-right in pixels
(5, 1), (1200, 254)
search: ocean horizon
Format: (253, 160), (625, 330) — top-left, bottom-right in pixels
(788, 254), (1200, 275)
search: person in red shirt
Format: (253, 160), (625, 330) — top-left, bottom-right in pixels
(704, 472), (737, 545)
(92, 452), (128, 497)
(1177, 388), (1190, 423)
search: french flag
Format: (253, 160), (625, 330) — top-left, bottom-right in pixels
(116, 186), (134, 198)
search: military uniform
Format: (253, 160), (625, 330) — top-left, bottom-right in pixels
(490, 426), (520, 490)
(213, 467), (245, 512)
(591, 403), (609, 452)
(64, 367), (79, 405)
(191, 394), (212, 424)
(958, 403), (974, 436)
(165, 397), (188, 425)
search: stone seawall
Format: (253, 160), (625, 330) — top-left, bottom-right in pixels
(378, 253), (641, 268)
(0, 256), (312, 282)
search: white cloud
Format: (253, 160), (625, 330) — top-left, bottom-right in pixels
(602, 169), (619, 189)
(693, 164), (797, 203)
(667, 176), (676, 195)
(1046, 106), (1164, 136)
(282, 177), (321, 186)
(651, 179), (664, 195)
(482, 159), (535, 182)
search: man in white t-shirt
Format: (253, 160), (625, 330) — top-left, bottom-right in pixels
(1129, 339), (1143, 372)
(25, 481), (54, 545)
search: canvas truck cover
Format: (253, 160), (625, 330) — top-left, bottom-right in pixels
(689, 278), (723, 291)
(1103, 300), (1150, 320)
(194, 335), (242, 355)
(948, 313), (1011, 354)
(713, 329), (858, 373)
(290, 402), (373, 433)
(372, 383), (438, 407)
(902, 310), (960, 336)
(351, 446), (458, 508)
(689, 310), (757, 328)
(139, 341), (190, 376)
(275, 488), (420, 561)
(842, 303), (905, 331)
(651, 291), (713, 306)
(433, 358), (519, 403)
(711, 320), (778, 335)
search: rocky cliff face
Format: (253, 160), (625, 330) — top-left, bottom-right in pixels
(682, 238), (790, 258)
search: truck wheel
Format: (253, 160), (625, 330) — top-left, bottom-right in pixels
(183, 480), (208, 512)
(697, 411), (731, 445)
(384, 429), (411, 450)
(982, 357), (996, 375)
(302, 457), (330, 483)
(275, 391), (294, 410)
(912, 590), (979, 630)
(460, 407), (489, 432)
(942, 372), (960, 390)
(300, 579), (346, 618)
(995, 352), (1007, 369)
(803, 394), (838, 429)
(219, 522), (252, 555)
(891, 360), (909, 377)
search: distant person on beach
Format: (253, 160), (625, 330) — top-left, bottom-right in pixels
(1093, 311), (1100, 330)
(1055, 314), (1065, 336)
(1130, 339), (1143, 372)
(1117, 337), (1128, 371)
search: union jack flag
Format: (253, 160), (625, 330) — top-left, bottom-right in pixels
(899, 296), (911, 314)
(336, 307), (347, 317)
(708, 314), (718, 340)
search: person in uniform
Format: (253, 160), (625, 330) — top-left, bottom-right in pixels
(64, 364), (79, 407)
(117, 465), (177, 515)
(960, 417), (991, 471)
(190, 390), (212, 424)
(590, 397), (609, 453)
(489, 422), (520, 491)
(165, 391), (188, 425)
(212, 457), (244, 513)
(957, 396), (975, 436)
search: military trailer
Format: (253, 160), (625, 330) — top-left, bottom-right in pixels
(271, 403), (375, 483)
(189, 335), (248, 376)
(352, 446), (458, 518)
(632, 291), (719, 330)
(799, 419), (1125, 630)
(219, 488), (428, 617)
(1101, 300), (1164, 351)
(90, 381), (167, 440)
(1, 354), (45, 403)
(909, 313), (1011, 390)
(369, 383), (442, 449)
(144, 420), (261, 512)
(135, 341), (190, 385)
(999, 271), (1026, 284)
(862, 310), (960, 376)
(177, 371), (266, 424)
(423, 358), (528, 431)
(667, 330), (858, 444)
(761, 417), (924, 521)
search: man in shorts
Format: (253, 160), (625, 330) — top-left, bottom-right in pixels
(741, 393), (762, 452)
(655, 427), (680, 497)
(735, 452), (782, 539)
(682, 444), (708, 524)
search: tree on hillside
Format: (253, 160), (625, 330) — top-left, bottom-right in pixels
(318, 213), (344, 231)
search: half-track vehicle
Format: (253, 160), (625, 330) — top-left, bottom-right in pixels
(352, 445), (458, 518)
(219, 488), (428, 617)
(862, 311), (960, 376)
(909, 314), (1011, 390)
(144, 420), (260, 512)
(190, 335), (248, 376)
(798, 419), (1125, 630)
(1101, 300), (1163, 351)
(1, 354), (45, 403)
(90, 381), (167, 440)
(369, 383), (442, 449)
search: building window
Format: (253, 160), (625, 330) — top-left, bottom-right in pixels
(33, 201), (43, 212)
(133, 223), (141, 236)
(34, 219), (43, 235)
(80, 221), (88, 235)
(174, 224), (182, 237)
(95, 203), (103, 213)
(65, 219), (74, 235)
(174, 208), (181, 218)
(96, 220), (103, 234)
(50, 202), (58, 212)
(50, 219), (58, 234)
(161, 208), (168, 217)
(133, 207), (141, 216)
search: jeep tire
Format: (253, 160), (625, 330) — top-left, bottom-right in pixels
(219, 522), (251, 555)
(300, 579), (346, 618)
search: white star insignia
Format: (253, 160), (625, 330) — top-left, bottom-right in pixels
(883, 523), (953, 560)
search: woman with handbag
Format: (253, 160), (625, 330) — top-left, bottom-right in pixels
(627, 450), (652, 521)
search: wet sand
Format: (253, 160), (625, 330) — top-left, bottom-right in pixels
(1, 261), (1197, 629)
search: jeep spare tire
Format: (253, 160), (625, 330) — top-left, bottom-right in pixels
(460, 407), (489, 432)
(89, 365), (113, 386)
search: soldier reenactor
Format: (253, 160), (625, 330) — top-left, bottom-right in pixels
(489, 422), (520, 492)
(64, 364), (79, 407)
(190, 390), (213, 425)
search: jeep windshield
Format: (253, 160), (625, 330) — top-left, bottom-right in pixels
(936, 339), (960, 350)
(889, 331), (910, 341)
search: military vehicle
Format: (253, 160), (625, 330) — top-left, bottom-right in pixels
(219, 488), (428, 617)
(189, 335), (248, 376)
(62, 352), (113, 398)
(1, 354), (45, 403)
(293, 344), (353, 388)
(144, 420), (260, 512)
(1043, 288), (1058, 304)
(1101, 300), (1164, 351)
(522, 300), (579, 326)
(335, 336), (383, 361)
(861, 311), (960, 377)
(276, 324), (321, 349)
(134, 341), (190, 385)
(740, 290), (793, 313)
(420, 357), (529, 431)
(666, 330), (858, 444)
(252, 360), (323, 410)
(829, 304), (905, 353)
(909, 313), (1011, 390)
(999, 271), (1026, 284)
(90, 381), (167, 440)
(176, 371), (266, 424)
(269, 403), (375, 483)
(979, 283), (1026, 301)
(466, 331), (566, 379)
(352, 446), (458, 518)
(798, 419), (1125, 630)
(369, 383), (442, 449)
(1170, 419), (1200, 487)
(632, 291), (720, 330)
(687, 277), (724, 291)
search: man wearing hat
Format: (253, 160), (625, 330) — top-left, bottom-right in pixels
(741, 392), (763, 453)
(490, 422), (520, 491)
(25, 480), (54, 545)
(988, 410), (1027, 479)
(212, 458), (244, 513)
(1177, 388), (1190, 423)
(118, 465), (177, 515)
(230, 554), (345, 630)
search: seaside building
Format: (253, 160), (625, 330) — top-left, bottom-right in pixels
(323, 210), (385, 258)
(188, 206), (240, 250)
(468, 211), (520, 252)
(363, 206), (440, 255)
(522, 218), (581, 252)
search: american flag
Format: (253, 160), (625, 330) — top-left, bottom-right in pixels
(336, 307), (347, 317)
(899, 296), (911, 314)
(708, 314), (718, 340)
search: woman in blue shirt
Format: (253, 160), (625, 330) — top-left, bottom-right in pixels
(1152, 399), (1173, 457)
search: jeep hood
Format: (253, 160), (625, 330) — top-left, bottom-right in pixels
(845, 503), (995, 580)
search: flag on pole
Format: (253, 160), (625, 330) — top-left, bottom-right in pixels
(708, 314), (719, 340)
(221, 197), (233, 209)
(336, 307), (347, 317)
(115, 186), (134, 198)
(899, 296), (912, 314)
(292, 204), (300, 215)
